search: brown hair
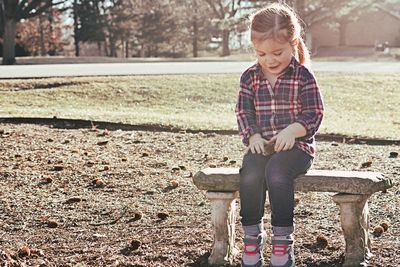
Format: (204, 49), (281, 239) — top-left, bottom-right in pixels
(249, 3), (310, 66)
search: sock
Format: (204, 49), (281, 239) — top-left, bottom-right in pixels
(272, 225), (294, 236)
(244, 223), (263, 236)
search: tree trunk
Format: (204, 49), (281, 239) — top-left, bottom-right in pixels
(104, 38), (109, 57)
(73, 0), (80, 57)
(221, 29), (230, 57)
(74, 38), (80, 57)
(192, 16), (198, 57)
(39, 16), (46, 56)
(47, 10), (55, 56)
(125, 38), (129, 58)
(140, 44), (145, 57)
(2, 17), (16, 65)
(109, 35), (116, 57)
(97, 41), (102, 56)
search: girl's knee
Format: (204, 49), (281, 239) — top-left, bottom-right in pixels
(265, 158), (293, 188)
(240, 153), (267, 187)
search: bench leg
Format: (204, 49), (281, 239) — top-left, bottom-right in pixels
(332, 193), (373, 267)
(206, 191), (239, 266)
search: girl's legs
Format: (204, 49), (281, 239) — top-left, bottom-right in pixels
(265, 147), (313, 267)
(239, 153), (270, 266)
(265, 147), (312, 227)
(240, 153), (269, 227)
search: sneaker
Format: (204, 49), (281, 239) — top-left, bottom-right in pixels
(269, 235), (294, 267)
(241, 233), (266, 267)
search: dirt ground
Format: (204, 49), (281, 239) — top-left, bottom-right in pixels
(0, 123), (398, 267)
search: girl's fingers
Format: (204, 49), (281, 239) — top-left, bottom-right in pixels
(259, 143), (265, 154)
(283, 141), (291, 151)
(255, 143), (263, 154)
(275, 139), (284, 152)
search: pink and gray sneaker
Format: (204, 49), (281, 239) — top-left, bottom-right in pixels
(269, 234), (295, 267)
(241, 233), (266, 267)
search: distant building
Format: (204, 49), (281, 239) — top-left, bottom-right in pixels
(310, 4), (400, 51)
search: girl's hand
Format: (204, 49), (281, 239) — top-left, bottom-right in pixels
(245, 133), (269, 154)
(267, 128), (296, 153)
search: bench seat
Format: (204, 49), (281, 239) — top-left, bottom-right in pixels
(193, 168), (393, 267)
(193, 168), (391, 194)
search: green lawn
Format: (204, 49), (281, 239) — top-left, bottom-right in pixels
(0, 72), (398, 139)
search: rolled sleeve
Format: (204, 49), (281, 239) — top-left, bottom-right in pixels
(296, 76), (324, 138)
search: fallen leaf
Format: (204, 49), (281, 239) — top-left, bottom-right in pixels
(64, 197), (86, 204)
(18, 245), (30, 258)
(128, 212), (143, 223)
(92, 178), (106, 188)
(97, 140), (109, 146)
(52, 165), (64, 171)
(46, 220), (58, 228)
(294, 198), (300, 206)
(41, 177), (53, 184)
(30, 248), (44, 256)
(373, 226), (384, 237)
(316, 235), (328, 248)
(131, 240), (141, 250)
(380, 221), (390, 231)
(361, 161), (372, 168)
(170, 180), (179, 188)
(157, 212), (168, 220)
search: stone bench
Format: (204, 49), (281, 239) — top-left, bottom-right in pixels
(193, 168), (393, 267)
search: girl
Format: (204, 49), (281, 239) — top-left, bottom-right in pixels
(235, 3), (324, 267)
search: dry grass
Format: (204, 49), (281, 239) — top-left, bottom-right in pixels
(0, 73), (399, 139)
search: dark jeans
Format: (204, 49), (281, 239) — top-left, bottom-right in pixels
(239, 147), (313, 227)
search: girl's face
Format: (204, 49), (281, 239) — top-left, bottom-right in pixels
(252, 37), (296, 77)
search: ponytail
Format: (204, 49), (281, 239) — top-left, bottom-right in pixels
(297, 37), (311, 67)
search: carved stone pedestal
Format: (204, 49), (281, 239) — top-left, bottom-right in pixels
(332, 193), (373, 267)
(206, 191), (239, 266)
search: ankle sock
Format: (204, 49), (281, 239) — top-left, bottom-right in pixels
(244, 223), (263, 236)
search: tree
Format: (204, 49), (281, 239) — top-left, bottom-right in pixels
(16, 7), (67, 56)
(102, 0), (138, 57)
(0, 0), (64, 65)
(72, 0), (140, 57)
(205, 0), (244, 56)
(72, 0), (106, 56)
(294, 0), (376, 47)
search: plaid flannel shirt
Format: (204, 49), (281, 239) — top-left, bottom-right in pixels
(235, 57), (324, 157)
